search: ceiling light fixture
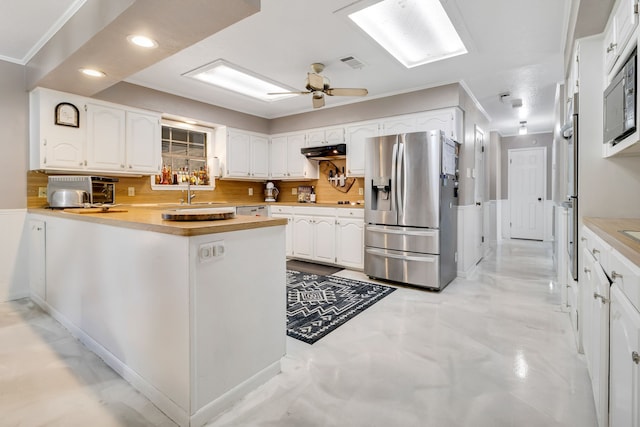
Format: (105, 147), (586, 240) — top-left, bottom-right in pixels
(127, 35), (158, 49)
(79, 68), (106, 77)
(184, 59), (298, 102)
(348, 0), (467, 68)
(519, 121), (528, 135)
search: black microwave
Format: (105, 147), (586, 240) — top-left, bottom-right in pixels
(604, 49), (636, 145)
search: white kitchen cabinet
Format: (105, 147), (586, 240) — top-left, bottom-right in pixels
(346, 122), (379, 177)
(29, 88), (86, 171)
(380, 109), (463, 141)
(292, 213), (336, 263)
(582, 247), (611, 427)
(609, 283), (640, 427)
(126, 111), (161, 173)
(271, 206), (294, 256)
(336, 209), (364, 269)
(86, 103), (127, 171)
(604, 0), (638, 74)
(217, 128), (270, 180)
(307, 126), (344, 146)
(270, 133), (318, 180)
(28, 219), (46, 302)
(380, 116), (416, 135)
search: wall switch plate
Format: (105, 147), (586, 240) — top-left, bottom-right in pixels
(199, 241), (225, 263)
(248, 187), (253, 196)
(292, 188), (297, 195)
(38, 187), (47, 198)
(358, 188), (364, 195)
(128, 187), (135, 196)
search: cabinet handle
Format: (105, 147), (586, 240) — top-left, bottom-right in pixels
(584, 267), (591, 274)
(611, 270), (623, 280)
(592, 248), (600, 255)
(121, 164), (125, 168)
(633, 351), (640, 364)
(593, 292), (609, 304)
(79, 162), (83, 166)
(606, 42), (617, 53)
(84, 160), (87, 166)
(580, 237), (587, 242)
(129, 165), (133, 169)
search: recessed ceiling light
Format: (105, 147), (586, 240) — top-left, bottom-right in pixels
(348, 0), (467, 68)
(127, 35), (158, 49)
(519, 121), (528, 135)
(79, 68), (106, 77)
(183, 59), (298, 102)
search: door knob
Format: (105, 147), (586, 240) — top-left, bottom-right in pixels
(538, 197), (542, 201)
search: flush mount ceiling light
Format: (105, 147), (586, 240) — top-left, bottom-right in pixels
(127, 34), (158, 49)
(519, 121), (528, 135)
(348, 0), (467, 68)
(184, 59), (298, 102)
(79, 68), (106, 77)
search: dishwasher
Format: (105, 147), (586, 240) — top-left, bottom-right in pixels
(236, 205), (267, 216)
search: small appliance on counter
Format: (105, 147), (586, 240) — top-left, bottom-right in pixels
(47, 176), (118, 208)
(264, 182), (280, 202)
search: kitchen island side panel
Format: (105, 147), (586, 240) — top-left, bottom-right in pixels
(191, 225), (286, 412)
(41, 215), (191, 412)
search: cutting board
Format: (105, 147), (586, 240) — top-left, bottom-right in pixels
(161, 207), (236, 221)
(64, 207), (129, 214)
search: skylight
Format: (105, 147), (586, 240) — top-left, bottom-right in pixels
(184, 60), (297, 102)
(348, 0), (467, 68)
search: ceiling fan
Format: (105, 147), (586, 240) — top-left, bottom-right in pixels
(269, 63), (368, 108)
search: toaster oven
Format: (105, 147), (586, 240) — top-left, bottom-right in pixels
(47, 176), (118, 208)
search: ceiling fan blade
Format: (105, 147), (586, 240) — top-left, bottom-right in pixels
(325, 88), (368, 96)
(307, 72), (325, 91)
(267, 91), (309, 95)
(312, 93), (325, 108)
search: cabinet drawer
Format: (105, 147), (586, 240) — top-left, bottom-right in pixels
(365, 225), (439, 254)
(610, 249), (640, 312)
(365, 247), (439, 289)
(582, 227), (611, 273)
(336, 208), (364, 219)
(270, 205), (294, 215)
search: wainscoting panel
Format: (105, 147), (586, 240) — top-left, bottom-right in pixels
(0, 209), (29, 302)
(456, 204), (483, 278)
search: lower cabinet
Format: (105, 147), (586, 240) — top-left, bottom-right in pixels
(273, 206), (364, 269)
(609, 283), (640, 427)
(28, 219), (46, 301)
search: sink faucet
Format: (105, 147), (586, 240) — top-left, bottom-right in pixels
(180, 179), (196, 205)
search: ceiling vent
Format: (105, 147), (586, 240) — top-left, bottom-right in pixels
(340, 56), (365, 69)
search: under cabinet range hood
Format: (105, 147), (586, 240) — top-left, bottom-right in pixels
(301, 143), (347, 160)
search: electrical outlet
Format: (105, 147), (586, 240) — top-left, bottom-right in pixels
(128, 187), (135, 196)
(292, 188), (297, 195)
(38, 187), (47, 198)
(248, 187), (253, 196)
(358, 188), (363, 196)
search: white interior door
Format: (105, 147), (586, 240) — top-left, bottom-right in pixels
(508, 147), (546, 240)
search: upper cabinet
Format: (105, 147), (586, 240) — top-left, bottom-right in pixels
(270, 132), (318, 180)
(345, 121), (380, 177)
(307, 126), (345, 146)
(604, 0), (638, 74)
(215, 127), (270, 180)
(30, 87), (161, 175)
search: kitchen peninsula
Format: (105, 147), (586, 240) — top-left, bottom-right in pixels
(27, 207), (287, 427)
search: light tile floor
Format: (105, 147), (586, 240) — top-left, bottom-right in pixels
(1, 240), (596, 426)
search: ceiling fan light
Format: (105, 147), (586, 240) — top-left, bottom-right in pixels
(184, 59), (297, 102)
(519, 121), (528, 135)
(348, 0), (467, 68)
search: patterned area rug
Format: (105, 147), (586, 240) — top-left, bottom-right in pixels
(286, 270), (396, 344)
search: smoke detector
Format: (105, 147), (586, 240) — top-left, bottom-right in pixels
(498, 91), (511, 103)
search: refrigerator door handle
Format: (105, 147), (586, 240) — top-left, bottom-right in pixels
(367, 225), (437, 237)
(365, 248), (436, 263)
(396, 138), (405, 218)
(390, 140), (398, 213)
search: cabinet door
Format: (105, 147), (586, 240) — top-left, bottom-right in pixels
(292, 216), (314, 260)
(286, 133), (308, 178)
(28, 220), (46, 301)
(272, 214), (293, 256)
(313, 216), (336, 263)
(615, 0), (638, 59)
(226, 130), (251, 177)
(336, 218), (364, 269)
(250, 135), (269, 178)
(126, 111), (161, 173)
(307, 130), (327, 146)
(609, 284), (640, 427)
(86, 103), (126, 171)
(346, 123), (379, 177)
(325, 127), (345, 144)
(604, 19), (618, 73)
(381, 116), (415, 135)
(587, 251), (610, 427)
(270, 137), (288, 178)
(415, 110), (455, 139)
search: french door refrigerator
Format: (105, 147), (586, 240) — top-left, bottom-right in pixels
(364, 130), (459, 290)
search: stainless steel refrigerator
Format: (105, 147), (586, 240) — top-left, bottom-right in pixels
(364, 130), (459, 290)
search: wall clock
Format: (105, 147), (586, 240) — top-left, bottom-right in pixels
(55, 102), (79, 127)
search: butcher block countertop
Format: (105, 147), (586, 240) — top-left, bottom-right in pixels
(584, 217), (640, 267)
(29, 206), (287, 237)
